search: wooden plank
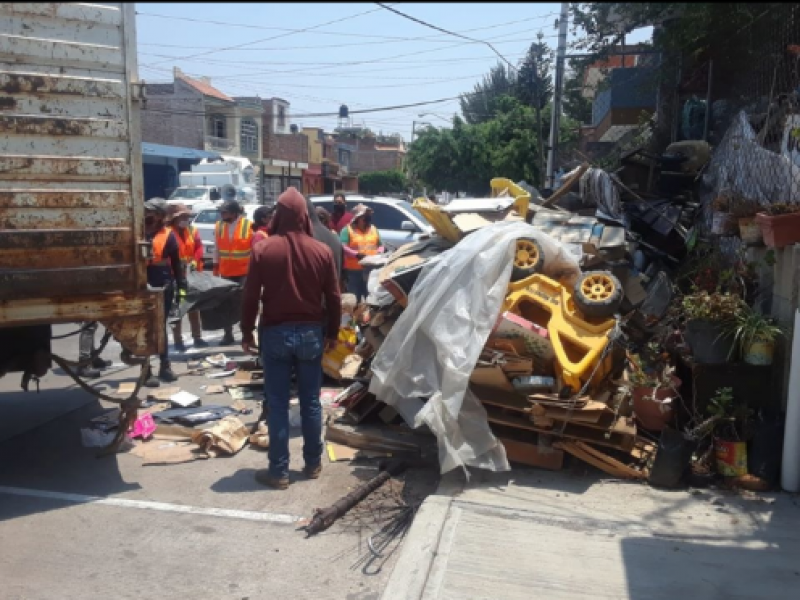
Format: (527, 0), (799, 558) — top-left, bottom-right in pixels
(500, 437), (564, 471)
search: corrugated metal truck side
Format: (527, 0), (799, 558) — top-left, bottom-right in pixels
(0, 3), (164, 380)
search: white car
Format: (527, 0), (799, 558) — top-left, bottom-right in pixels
(192, 204), (261, 270)
(310, 195), (433, 252)
(167, 185), (223, 215)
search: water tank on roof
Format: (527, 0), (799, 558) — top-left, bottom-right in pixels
(290, 124), (299, 134)
(339, 104), (349, 119)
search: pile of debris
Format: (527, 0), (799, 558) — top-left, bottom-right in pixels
(322, 142), (787, 490)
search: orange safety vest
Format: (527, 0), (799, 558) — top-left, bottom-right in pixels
(215, 217), (252, 277)
(344, 224), (379, 271)
(172, 225), (203, 272)
(148, 227), (171, 267)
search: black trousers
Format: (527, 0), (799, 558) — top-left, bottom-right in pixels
(160, 284), (175, 366)
(222, 275), (246, 336)
(78, 321), (98, 362)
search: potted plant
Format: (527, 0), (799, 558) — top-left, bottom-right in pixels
(706, 387), (752, 477)
(755, 203), (800, 248)
(730, 199), (762, 245)
(710, 194), (737, 235)
(731, 305), (784, 366)
(626, 344), (681, 432)
(682, 291), (744, 364)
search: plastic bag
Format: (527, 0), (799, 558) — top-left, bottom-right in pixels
(368, 221), (580, 475)
(169, 271), (240, 326)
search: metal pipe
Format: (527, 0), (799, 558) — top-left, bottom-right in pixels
(703, 60), (714, 141)
(304, 460), (407, 536)
(546, 2), (570, 189)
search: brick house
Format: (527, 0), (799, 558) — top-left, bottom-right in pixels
(260, 98), (308, 203)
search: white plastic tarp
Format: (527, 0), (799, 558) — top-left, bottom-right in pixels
(369, 221), (581, 474)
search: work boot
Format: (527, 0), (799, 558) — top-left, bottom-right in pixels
(304, 464), (322, 480)
(221, 332), (236, 346)
(120, 350), (145, 366)
(144, 375), (160, 388)
(255, 469), (289, 490)
(77, 365), (101, 379)
(158, 363), (178, 383)
(174, 340), (187, 353)
(193, 338), (209, 348)
(91, 357), (112, 370)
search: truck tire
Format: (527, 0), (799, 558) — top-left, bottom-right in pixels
(573, 271), (623, 319)
(511, 238), (546, 282)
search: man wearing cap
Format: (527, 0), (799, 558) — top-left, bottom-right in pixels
(168, 203), (208, 352)
(213, 199), (253, 346)
(144, 197), (186, 385)
(340, 203), (383, 302)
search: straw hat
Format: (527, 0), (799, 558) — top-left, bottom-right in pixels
(351, 203), (373, 221)
(168, 203), (192, 222)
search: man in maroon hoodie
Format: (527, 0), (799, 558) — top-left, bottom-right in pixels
(241, 187), (341, 490)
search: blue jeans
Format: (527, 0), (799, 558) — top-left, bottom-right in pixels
(260, 324), (324, 479)
(345, 269), (369, 303)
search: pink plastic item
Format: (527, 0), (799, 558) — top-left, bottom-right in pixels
(128, 413), (156, 439)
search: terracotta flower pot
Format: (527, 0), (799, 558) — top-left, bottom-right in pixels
(632, 376), (681, 432)
(755, 211), (800, 249)
(738, 217), (763, 245)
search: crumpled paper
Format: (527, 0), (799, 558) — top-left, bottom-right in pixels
(190, 416), (249, 457)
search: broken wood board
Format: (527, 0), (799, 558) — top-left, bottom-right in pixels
(325, 422), (421, 456)
(152, 424), (198, 442)
(554, 440), (647, 480)
(205, 384), (225, 395)
(500, 437), (564, 470)
(117, 382), (136, 395)
(470, 367), (517, 393)
(483, 405), (635, 452)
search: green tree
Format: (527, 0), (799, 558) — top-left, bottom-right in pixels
(358, 169), (408, 195)
(515, 35), (553, 182)
(459, 63), (516, 125)
(562, 59), (593, 124)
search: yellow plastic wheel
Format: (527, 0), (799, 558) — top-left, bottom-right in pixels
(574, 271), (623, 319)
(581, 273), (617, 301)
(511, 238), (545, 281)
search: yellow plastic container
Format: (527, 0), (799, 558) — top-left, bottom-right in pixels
(322, 326), (358, 379)
(503, 273), (615, 392)
(490, 177), (531, 220)
(413, 197), (462, 243)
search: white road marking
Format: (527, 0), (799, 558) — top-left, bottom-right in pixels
(0, 486), (302, 524)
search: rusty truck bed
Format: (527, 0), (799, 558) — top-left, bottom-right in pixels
(0, 3), (163, 359)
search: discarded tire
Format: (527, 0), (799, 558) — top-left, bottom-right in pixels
(573, 271), (623, 319)
(511, 238), (546, 282)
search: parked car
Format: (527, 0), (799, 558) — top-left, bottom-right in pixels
(310, 195), (433, 251)
(192, 204), (261, 271)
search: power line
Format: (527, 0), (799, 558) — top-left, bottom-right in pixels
(136, 10), (559, 43)
(146, 5), (392, 67)
(375, 3), (520, 72)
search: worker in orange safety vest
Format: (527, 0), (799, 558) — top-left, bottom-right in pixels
(213, 199), (253, 345)
(168, 203), (208, 353)
(340, 203), (383, 303)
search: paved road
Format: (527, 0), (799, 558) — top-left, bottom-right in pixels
(0, 323), (438, 600)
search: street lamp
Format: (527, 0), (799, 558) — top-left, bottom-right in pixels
(411, 120), (434, 140)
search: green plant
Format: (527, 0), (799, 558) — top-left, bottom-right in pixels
(705, 387), (752, 441)
(626, 343), (674, 388)
(681, 291), (745, 323)
(731, 306), (784, 355)
(730, 198), (760, 219)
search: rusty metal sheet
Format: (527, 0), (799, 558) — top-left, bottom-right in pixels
(0, 266), (135, 299)
(0, 156), (130, 181)
(0, 115), (127, 139)
(0, 3), (144, 305)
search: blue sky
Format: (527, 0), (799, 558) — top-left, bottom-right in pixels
(135, 3), (652, 142)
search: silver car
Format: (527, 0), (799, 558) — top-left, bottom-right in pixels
(310, 195), (433, 251)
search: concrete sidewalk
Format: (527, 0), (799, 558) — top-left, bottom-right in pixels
(382, 468), (800, 600)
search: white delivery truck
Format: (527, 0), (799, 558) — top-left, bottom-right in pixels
(167, 155), (257, 213)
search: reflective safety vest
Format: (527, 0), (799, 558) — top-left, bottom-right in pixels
(215, 217), (253, 277)
(172, 225), (203, 272)
(148, 227), (171, 267)
(344, 224), (379, 271)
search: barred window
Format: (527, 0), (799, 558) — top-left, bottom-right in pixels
(241, 118), (258, 153)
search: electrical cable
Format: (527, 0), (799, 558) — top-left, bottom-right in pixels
(375, 3), (521, 72)
(146, 5), (393, 67)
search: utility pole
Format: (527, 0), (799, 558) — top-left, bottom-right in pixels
(546, 1), (569, 190)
